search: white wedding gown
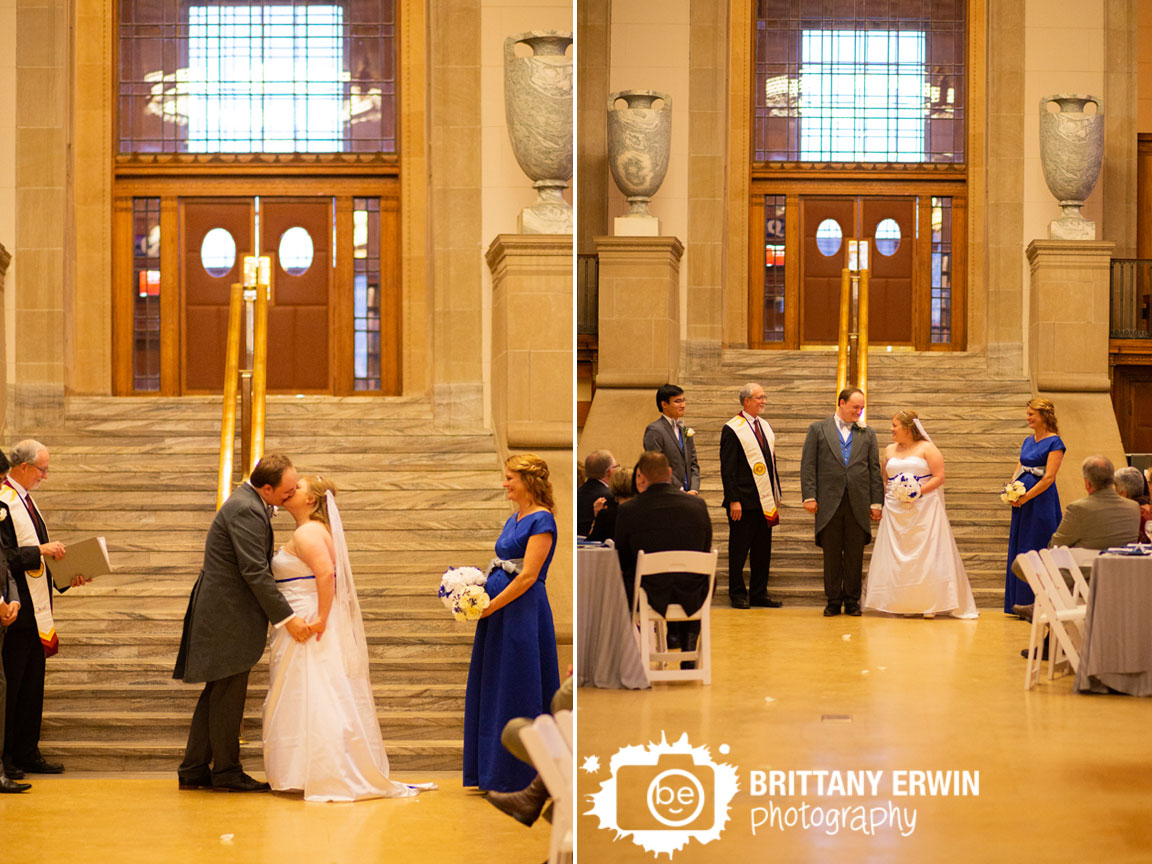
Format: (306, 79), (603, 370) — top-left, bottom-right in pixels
(863, 455), (978, 618)
(262, 548), (432, 801)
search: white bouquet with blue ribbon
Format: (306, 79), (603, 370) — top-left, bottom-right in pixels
(889, 472), (922, 503)
(437, 566), (490, 622)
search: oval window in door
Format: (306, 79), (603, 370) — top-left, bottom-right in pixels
(875, 218), (901, 256)
(815, 219), (842, 256)
(200, 228), (237, 278)
(279, 226), (314, 276)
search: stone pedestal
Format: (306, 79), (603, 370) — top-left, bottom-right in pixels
(1026, 239), (1126, 506)
(614, 214), (660, 236)
(578, 236), (683, 471)
(486, 234), (573, 454)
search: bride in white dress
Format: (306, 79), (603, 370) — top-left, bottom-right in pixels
(863, 411), (978, 619)
(263, 475), (436, 801)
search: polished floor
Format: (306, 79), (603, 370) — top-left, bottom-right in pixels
(0, 771), (551, 861)
(577, 607), (1152, 863)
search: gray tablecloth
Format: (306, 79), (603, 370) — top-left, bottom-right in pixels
(577, 546), (649, 689)
(1074, 554), (1152, 696)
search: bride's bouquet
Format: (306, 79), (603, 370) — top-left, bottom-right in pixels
(438, 566), (491, 622)
(1000, 480), (1027, 504)
(889, 472), (922, 503)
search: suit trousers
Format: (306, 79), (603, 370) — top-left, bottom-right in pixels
(179, 670), (250, 783)
(727, 511), (774, 600)
(820, 491), (870, 604)
(1, 624), (46, 765)
(0, 628), (6, 761)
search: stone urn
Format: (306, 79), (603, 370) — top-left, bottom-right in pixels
(1039, 94), (1104, 240)
(504, 31), (573, 234)
(607, 90), (671, 234)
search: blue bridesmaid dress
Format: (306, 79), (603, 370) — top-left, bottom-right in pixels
(463, 510), (561, 792)
(1003, 434), (1066, 612)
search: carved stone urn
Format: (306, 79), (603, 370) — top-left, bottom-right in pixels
(504, 31), (573, 234)
(607, 90), (671, 236)
(1039, 94), (1104, 240)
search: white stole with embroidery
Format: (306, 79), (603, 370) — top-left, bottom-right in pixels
(0, 484), (56, 655)
(725, 414), (779, 525)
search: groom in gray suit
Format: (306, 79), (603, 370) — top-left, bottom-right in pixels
(800, 388), (884, 617)
(174, 453), (311, 791)
(642, 384), (700, 495)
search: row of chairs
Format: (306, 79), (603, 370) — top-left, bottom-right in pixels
(1015, 547), (1089, 690)
(519, 709), (573, 864)
(632, 549), (719, 685)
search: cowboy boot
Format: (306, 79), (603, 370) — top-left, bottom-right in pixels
(485, 775), (549, 826)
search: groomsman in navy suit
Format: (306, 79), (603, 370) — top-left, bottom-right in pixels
(800, 388), (884, 617)
(643, 384), (700, 495)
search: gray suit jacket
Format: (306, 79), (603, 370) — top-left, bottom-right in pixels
(800, 417), (884, 544)
(173, 483), (294, 684)
(643, 416), (700, 493)
(1050, 486), (1141, 550)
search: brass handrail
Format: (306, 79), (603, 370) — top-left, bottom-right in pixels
(835, 241), (870, 417)
(858, 265), (870, 400)
(249, 278), (269, 474)
(836, 267), (851, 395)
(216, 282), (244, 510)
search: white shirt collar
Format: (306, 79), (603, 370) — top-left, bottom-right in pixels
(6, 476), (29, 499)
(662, 413), (679, 429)
(741, 411), (760, 426)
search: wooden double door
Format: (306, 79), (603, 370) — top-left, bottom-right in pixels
(183, 197), (331, 392)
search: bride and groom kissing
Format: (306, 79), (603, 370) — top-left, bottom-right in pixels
(173, 453), (433, 801)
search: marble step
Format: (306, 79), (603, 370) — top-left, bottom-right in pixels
(43, 683), (468, 713)
(30, 491), (509, 511)
(31, 470), (505, 493)
(21, 417), (490, 438)
(49, 508), (508, 531)
(36, 741), (463, 773)
(65, 394), (435, 419)
(41, 710), (464, 742)
(44, 658), (472, 686)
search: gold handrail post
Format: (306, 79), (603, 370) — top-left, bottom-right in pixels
(250, 273), (269, 475)
(857, 240), (870, 423)
(217, 282), (244, 510)
(836, 266), (851, 396)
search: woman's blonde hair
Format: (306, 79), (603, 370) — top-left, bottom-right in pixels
(894, 409), (927, 442)
(1027, 398), (1059, 434)
(298, 475), (338, 531)
(505, 453), (555, 512)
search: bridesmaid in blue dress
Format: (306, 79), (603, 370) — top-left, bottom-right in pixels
(1004, 399), (1065, 613)
(463, 454), (561, 792)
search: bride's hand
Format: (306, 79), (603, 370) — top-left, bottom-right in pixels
(308, 618), (327, 640)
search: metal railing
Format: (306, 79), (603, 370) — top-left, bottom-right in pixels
(835, 241), (871, 412)
(216, 258), (271, 510)
(1109, 259), (1152, 338)
(577, 253), (598, 336)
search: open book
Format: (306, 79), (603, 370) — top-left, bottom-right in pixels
(50, 536), (112, 590)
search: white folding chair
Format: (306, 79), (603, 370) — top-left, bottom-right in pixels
(632, 549), (719, 684)
(1018, 550), (1085, 689)
(554, 708), (573, 750)
(520, 714), (573, 864)
(1037, 547), (1087, 673)
(1045, 545), (1091, 605)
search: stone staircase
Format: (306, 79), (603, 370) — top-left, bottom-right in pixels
(9, 395), (522, 772)
(683, 349), (1034, 607)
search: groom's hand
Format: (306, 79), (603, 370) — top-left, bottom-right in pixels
(285, 616), (311, 643)
(802, 500), (817, 515)
(729, 502), (742, 521)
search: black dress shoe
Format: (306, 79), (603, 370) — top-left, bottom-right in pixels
(730, 596), (750, 609)
(19, 757), (64, 774)
(178, 773), (214, 790)
(844, 603), (863, 617)
(823, 602), (842, 616)
(3, 762), (25, 780)
(751, 596), (783, 608)
(212, 773), (271, 792)
(0, 775), (31, 793)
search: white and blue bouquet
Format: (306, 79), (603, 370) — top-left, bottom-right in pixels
(437, 566), (491, 622)
(889, 473), (922, 503)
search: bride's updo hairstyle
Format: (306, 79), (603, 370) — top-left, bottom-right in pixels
(505, 454), (555, 512)
(1026, 398), (1059, 434)
(300, 475), (338, 531)
(895, 410), (928, 442)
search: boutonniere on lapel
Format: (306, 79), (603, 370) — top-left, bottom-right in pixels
(0, 506), (7, 522)
(852, 423), (866, 433)
(685, 428), (695, 438)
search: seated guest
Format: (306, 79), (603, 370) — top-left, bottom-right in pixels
(615, 452), (712, 665)
(587, 469), (635, 542)
(1114, 466), (1151, 542)
(1015, 455), (1140, 632)
(576, 450), (618, 537)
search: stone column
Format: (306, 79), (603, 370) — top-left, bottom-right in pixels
(1026, 239), (1125, 504)
(0, 243), (9, 432)
(578, 235), (683, 470)
(485, 233), (573, 653)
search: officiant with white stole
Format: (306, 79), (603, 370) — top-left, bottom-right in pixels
(0, 439), (84, 777)
(720, 383), (783, 609)
(800, 388), (884, 617)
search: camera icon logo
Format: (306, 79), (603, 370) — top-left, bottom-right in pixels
(586, 732), (739, 857)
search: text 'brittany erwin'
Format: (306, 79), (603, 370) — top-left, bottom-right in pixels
(748, 769), (981, 797)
